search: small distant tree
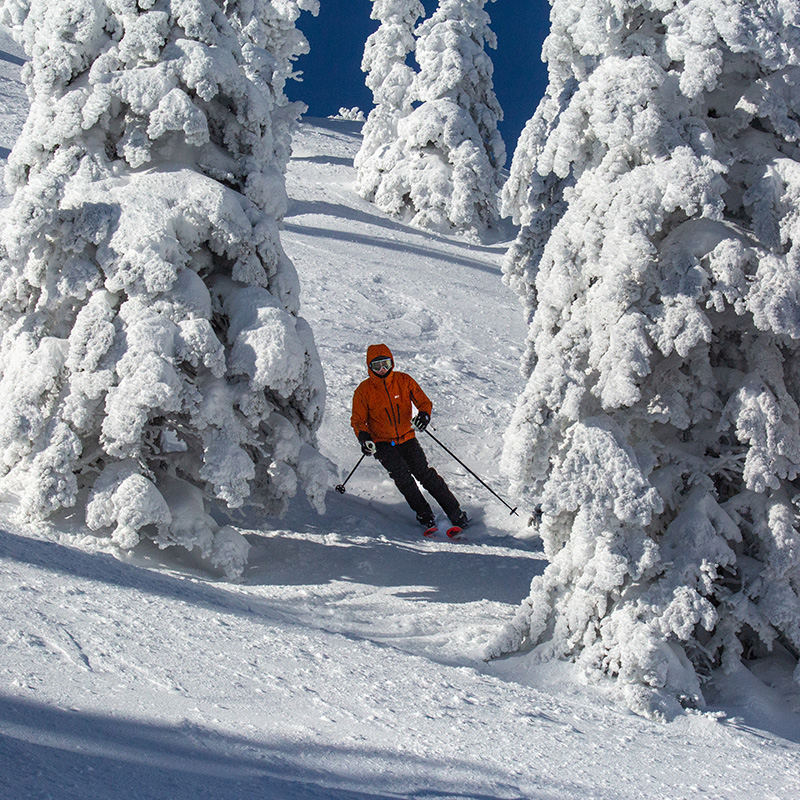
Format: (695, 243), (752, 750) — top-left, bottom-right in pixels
(361, 0), (505, 237)
(355, 0), (424, 201)
(491, 0), (800, 715)
(0, 0), (325, 578)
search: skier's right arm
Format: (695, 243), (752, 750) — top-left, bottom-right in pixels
(351, 386), (375, 454)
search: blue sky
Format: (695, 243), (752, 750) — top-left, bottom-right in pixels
(287, 0), (552, 164)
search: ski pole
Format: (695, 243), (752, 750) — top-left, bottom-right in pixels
(335, 453), (366, 494)
(424, 429), (518, 515)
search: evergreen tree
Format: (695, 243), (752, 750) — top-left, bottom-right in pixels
(491, 0), (800, 716)
(355, 0), (424, 203)
(362, 0), (505, 237)
(0, 0), (325, 578)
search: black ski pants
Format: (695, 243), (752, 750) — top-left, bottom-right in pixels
(375, 438), (461, 522)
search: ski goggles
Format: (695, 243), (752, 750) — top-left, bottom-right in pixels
(369, 356), (393, 373)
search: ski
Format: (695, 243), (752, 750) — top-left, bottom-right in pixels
(422, 525), (465, 539)
(421, 514), (470, 539)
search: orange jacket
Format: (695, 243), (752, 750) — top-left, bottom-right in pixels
(351, 344), (433, 445)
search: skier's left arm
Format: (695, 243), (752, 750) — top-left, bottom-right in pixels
(408, 376), (432, 431)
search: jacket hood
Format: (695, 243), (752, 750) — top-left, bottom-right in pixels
(366, 343), (394, 376)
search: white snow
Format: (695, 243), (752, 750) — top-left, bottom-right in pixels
(1, 26), (800, 796)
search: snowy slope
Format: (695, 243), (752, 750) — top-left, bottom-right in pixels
(0, 36), (799, 798)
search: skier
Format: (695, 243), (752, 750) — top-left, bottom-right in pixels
(351, 343), (469, 532)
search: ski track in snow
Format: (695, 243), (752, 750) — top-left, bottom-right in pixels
(0, 34), (799, 797)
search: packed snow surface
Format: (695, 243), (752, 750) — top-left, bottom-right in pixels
(2, 33), (800, 798)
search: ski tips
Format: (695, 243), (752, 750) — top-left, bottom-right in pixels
(423, 525), (462, 539)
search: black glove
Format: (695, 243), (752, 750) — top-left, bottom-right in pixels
(358, 431), (377, 456)
(412, 411), (430, 431)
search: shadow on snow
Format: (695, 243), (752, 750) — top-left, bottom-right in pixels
(286, 196), (510, 258)
(293, 154), (354, 167)
(285, 221), (504, 277)
(0, 512), (542, 627)
(0, 49), (25, 66)
(243, 525), (542, 606)
(0, 694), (532, 800)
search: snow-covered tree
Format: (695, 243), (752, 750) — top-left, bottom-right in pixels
(362, 0), (505, 237)
(491, 0), (800, 716)
(0, 0), (326, 578)
(355, 0), (423, 202)
(237, 0), (319, 172)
